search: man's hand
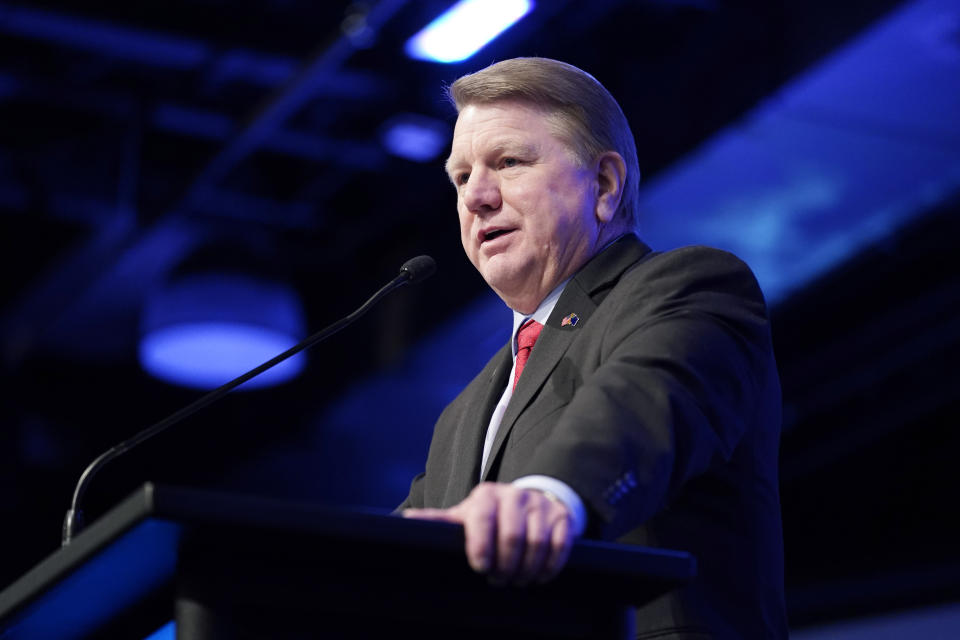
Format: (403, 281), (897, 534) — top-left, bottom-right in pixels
(403, 482), (575, 585)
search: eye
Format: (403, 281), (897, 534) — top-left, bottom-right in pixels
(502, 157), (519, 168)
(456, 172), (470, 185)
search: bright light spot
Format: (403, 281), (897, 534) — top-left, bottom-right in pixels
(405, 0), (534, 64)
(140, 322), (305, 390)
(381, 114), (449, 162)
(139, 274), (306, 390)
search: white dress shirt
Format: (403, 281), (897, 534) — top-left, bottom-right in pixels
(482, 280), (587, 536)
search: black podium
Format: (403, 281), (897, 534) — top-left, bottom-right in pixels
(0, 484), (695, 639)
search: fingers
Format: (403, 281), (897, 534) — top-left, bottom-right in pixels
(541, 508), (573, 583)
(401, 507), (464, 523)
(493, 486), (573, 585)
(517, 495), (549, 583)
(402, 483), (576, 585)
(461, 486), (499, 573)
(493, 488), (527, 580)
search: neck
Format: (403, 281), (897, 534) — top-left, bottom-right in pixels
(499, 228), (630, 313)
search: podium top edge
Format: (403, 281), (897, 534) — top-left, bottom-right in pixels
(0, 482), (696, 626)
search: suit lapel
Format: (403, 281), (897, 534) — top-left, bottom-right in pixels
(447, 345), (511, 502)
(480, 235), (651, 481)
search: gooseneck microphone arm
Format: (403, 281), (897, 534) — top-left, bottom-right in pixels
(61, 255), (436, 546)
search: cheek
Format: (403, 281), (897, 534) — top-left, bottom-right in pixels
(457, 209), (477, 258)
(552, 185), (592, 224)
(456, 205), (469, 237)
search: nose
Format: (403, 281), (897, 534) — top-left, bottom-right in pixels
(461, 167), (501, 214)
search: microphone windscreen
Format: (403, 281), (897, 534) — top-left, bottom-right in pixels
(399, 255), (437, 283)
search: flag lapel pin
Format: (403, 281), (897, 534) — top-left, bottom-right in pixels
(561, 313), (579, 327)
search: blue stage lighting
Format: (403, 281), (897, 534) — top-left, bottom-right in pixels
(635, 0), (960, 304)
(405, 0), (534, 64)
(143, 621), (174, 640)
(139, 274), (306, 390)
(381, 114), (449, 162)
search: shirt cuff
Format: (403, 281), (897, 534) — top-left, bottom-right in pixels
(512, 475), (587, 537)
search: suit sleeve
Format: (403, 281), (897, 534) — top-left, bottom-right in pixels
(396, 472), (425, 511)
(522, 247), (779, 540)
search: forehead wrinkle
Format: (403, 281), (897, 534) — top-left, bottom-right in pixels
(484, 134), (538, 157)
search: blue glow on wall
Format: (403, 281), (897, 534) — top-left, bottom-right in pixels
(139, 274), (306, 390)
(635, 0), (960, 303)
(405, 0), (534, 63)
(290, 291), (511, 506)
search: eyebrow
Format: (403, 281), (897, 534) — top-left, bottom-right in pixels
(444, 156), (460, 180)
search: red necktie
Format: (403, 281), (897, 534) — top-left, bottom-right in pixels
(513, 319), (543, 391)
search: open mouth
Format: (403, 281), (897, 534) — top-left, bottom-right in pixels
(483, 229), (514, 242)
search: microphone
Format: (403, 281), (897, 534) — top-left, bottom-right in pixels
(399, 255), (436, 284)
(61, 256), (436, 546)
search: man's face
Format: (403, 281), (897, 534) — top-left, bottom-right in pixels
(446, 101), (603, 313)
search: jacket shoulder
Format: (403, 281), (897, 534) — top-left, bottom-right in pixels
(621, 244), (768, 307)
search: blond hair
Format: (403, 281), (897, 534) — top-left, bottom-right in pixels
(447, 57), (641, 231)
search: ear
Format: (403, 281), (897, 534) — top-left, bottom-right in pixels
(594, 151), (626, 225)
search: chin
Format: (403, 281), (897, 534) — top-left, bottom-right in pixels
(477, 253), (515, 281)
(480, 264), (535, 305)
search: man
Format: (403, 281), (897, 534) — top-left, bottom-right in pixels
(401, 58), (787, 638)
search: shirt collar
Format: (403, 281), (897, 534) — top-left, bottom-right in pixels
(505, 233), (630, 356)
(510, 278), (570, 356)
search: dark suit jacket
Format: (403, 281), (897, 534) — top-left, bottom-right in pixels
(401, 235), (788, 639)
